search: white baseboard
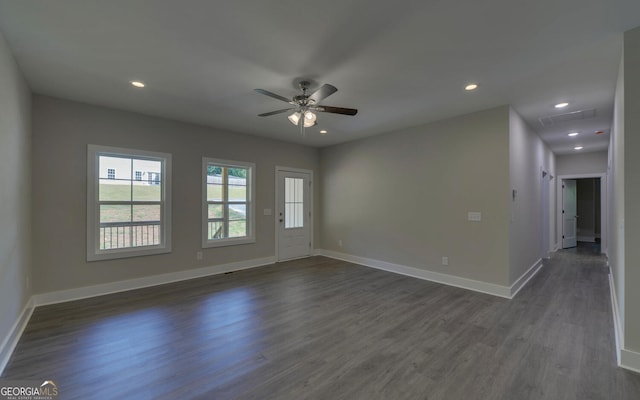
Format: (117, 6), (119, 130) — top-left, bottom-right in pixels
(621, 349), (640, 374)
(317, 249), (514, 298)
(608, 274), (640, 373)
(609, 274), (623, 365)
(510, 259), (543, 298)
(0, 297), (35, 375)
(33, 256), (276, 307)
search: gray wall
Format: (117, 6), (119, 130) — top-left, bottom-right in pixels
(610, 24), (640, 359)
(556, 151), (608, 176)
(320, 106), (511, 286)
(31, 96), (320, 294)
(508, 108), (555, 282)
(0, 33), (31, 348)
(623, 26), (640, 353)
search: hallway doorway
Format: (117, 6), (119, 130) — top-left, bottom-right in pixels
(557, 174), (606, 253)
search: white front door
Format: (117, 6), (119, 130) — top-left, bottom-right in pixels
(276, 168), (312, 261)
(562, 179), (577, 248)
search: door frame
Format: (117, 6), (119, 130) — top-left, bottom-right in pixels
(561, 179), (578, 249)
(556, 173), (607, 254)
(541, 168), (552, 259)
(275, 166), (314, 261)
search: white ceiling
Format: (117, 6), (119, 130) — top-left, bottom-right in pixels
(1, 0), (639, 153)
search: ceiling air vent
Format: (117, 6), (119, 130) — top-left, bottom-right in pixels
(538, 108), (596, 127)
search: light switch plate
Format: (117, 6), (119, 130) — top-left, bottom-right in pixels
(468, 212), (482, 221)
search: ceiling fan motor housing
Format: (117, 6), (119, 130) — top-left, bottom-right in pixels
(293, 94), (315, 106)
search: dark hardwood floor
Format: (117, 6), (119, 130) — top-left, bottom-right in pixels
(2, 248), (639, 399)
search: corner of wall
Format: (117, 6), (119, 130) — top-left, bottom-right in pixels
(0, 298), (35, 375)
(0, 30), (33, 375)
(507, 108), (552, 285)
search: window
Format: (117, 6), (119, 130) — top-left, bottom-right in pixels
(284, 177), (305, 228)
(87, 145), (172, 261)
(202, 158), (255, 248)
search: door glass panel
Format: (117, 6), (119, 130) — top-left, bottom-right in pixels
(284, 177), (304, 229)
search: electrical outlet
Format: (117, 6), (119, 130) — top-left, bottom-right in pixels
(468, 212), (482, 221)
(442, 257), (449, 266)
(196, 251), (203, 260)
(338, 239), (343, 247)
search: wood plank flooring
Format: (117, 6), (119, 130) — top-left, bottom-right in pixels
(2, 247), (639, 399)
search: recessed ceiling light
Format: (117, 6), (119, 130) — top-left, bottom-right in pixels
(568, 132), (579, 137)
(130, 81), (145, 88)
(555, 102), (569, 109)
(574, 146), (583, 150)
(319, 130), (328, 135)
(465, 83), (478, 91)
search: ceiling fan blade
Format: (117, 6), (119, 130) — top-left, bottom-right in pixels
(254, 88), (292, 103)
(258, 108), (294, 117)
(308, 84), (338, 103)
(315, 106), (358, 116)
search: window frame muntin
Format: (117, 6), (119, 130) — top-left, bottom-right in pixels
(202, 157), (255, 248)
(87, 144), (172, 261)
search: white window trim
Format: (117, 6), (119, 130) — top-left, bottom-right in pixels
(87, 144), (172, 261)
(202, 157), (256, 248)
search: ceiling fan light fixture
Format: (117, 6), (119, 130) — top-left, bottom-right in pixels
(288, 112), (301, 125)
(304, 111), (316, 121)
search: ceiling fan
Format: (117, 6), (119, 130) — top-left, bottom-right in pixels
(255, 80), (358, 136)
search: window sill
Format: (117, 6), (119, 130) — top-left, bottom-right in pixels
(202, 237), (256, 249)
(87, 246), (171, 262)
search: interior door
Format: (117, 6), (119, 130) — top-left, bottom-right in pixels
(562, 179), (578, 248)
(277, 169), (311, 261)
